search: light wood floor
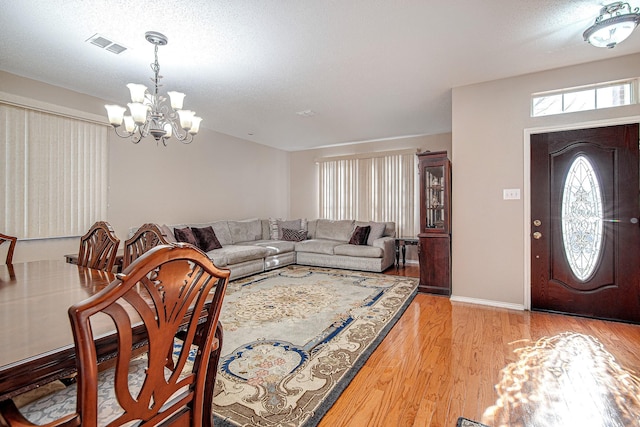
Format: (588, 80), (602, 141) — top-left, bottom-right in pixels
(319, 265), (640, 426)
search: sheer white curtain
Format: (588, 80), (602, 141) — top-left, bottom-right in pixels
(1, 102), (108, 238)
(318, 150), (417, 237)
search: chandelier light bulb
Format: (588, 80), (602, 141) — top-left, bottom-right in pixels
(105, 104), (126, 126)
(164, 123), (173, 138)
(128, 103), (149, 125)
(126, 83), (148, 103)
(178, 110), (195, 130)
(123, 116), (135, 133)
(190, 117), (203, 134)
(167, 91), (186, 110)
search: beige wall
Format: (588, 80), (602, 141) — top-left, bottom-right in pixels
(1, 71), (290, 262)
(289, 133), (452, 262)
(451, 52), (640, 306)
(4, 51), (640, 299)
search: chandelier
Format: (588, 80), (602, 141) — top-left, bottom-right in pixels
(583, 2), (640, 48)
(105, 31), (201, 145)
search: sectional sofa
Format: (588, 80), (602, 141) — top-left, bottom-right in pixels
(140, 218), (396, 280)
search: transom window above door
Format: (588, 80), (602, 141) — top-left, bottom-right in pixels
(531, 78), (638, 117)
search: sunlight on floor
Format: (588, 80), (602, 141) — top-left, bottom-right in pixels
(482, 332), (640, 427)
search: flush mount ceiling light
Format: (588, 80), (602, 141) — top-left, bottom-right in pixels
(583, 2), (640, 48)
(105, 31), (201, 145)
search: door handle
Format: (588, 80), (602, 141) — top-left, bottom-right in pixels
(533, 231), (542, 239)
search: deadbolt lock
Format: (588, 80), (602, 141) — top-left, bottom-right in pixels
(533, 220), (541, 227)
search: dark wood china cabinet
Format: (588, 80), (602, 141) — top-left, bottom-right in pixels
(416, 150), (451, 295)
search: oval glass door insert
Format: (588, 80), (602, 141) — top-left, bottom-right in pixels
(561, 155), (603, 281)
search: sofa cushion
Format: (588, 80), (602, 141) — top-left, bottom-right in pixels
(348, 225), (370, 245)
(228, 219), (262, 244)
(248, 240), (296, 256)
(315, 219), (354, 241)
(191, 226), (222, 252)
(203, 250), (227, 267)
(282, 228), (307, 242)
(214, 245), (269, 265)
(306, 220), (318, 239)
(334, 244), (383, 258)
(269, 218), (306, 239)
(383, 222), (396, 238)
(158, 224), (177, 243)
(294, 239), (343, 255)
(355, 221), (387, 245)
(209, 221), (233, 246)
(174, 227), (198, 247)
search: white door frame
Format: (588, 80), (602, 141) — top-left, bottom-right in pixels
(522, 115), (640, 310)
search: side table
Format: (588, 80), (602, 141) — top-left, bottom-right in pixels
(395, 237), (418, 268)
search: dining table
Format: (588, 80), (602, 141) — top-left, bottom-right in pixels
(0, 260), (118, 401)
(0, 258), (223, 427)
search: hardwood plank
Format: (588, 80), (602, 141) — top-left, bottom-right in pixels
(319, 277), (640, 426)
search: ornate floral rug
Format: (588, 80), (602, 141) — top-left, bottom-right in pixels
(210, 265), (417, 427)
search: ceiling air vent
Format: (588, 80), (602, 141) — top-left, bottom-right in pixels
(86, 34), (128, 54)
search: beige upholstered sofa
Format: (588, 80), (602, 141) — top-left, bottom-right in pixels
(136, 218), (396, 280)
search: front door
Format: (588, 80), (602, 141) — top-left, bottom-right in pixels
(530, 124), (640, 323)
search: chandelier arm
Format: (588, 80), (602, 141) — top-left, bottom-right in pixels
(165, 118), (194, 143)
(113, 125), (134, 139)
(111, 125), (144, 144)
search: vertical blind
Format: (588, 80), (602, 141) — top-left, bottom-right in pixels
(318, 151), (417, 237)
(1, 102), (108, 239)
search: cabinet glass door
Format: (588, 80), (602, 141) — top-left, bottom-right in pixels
(424, 165), (445, 230)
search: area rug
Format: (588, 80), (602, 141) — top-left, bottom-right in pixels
(210, 265), (418, 427)
(456, 417), (490, 427)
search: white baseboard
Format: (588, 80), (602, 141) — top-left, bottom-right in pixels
(450, 295), (525, 311)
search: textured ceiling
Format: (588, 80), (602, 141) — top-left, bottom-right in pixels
(1, 0), (639, 151)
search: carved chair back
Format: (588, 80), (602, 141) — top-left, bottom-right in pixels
(123, 223), (171, 269)
(0, 244), (230, 426)
(73, 244), (229, 426)
(0, 232), (18, 265)
(77, 221), (120, 272)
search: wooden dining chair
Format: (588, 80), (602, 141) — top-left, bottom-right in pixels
(0, 233), (17, 265)
(123, 223), (172, 269)
(77, 221), (120, 272)
(0, 243), (230, 426)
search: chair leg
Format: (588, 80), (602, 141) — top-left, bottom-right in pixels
(203, 323), (223, 427)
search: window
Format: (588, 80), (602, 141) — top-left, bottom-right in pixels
(1, 102), (108, 239)
(532, 78), (637, 117)
(318, 150), (417, 237)
(561, 155), (603, 282)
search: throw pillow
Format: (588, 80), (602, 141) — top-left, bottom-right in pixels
(348, 225), (371, 245)
(191, 226), (223, 252)
(281, 228), (307, 242)
(174, 227), (198, 247)
(269, 218), (306, 240)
